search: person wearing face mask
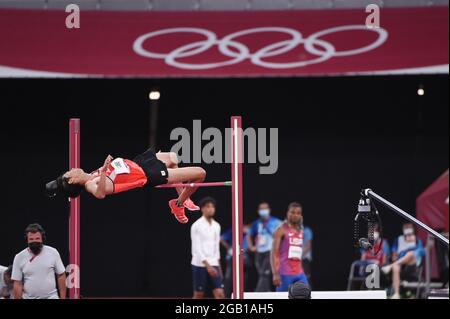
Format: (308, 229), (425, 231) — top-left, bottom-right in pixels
(11, 224), (66, 299)
(247, 201), (282, 292)
(381, 223), (425, 299)
(360, 223), (390, 267)
(350, 223), (391, 288)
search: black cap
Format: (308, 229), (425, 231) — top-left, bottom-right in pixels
(45, 175), (83, 198)
(288, 281), (311, 299)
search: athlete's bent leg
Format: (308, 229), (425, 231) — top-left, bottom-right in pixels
(156, 152), (180, 169)
(167, 167), (206, 205)
(158, 153), (200, 211)
(157, 152), (184, 195)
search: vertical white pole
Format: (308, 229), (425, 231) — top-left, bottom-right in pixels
(231, 116), (244, 299)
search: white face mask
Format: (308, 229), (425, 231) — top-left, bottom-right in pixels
(403, 228), (414, 236)
(258, 209), (270, 218)
(373, 232), (380, 241)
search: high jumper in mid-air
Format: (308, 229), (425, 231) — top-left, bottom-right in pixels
(46, 149), (205, 224)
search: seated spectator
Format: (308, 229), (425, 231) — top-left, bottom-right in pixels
(360, 224), (390, 267)
(349, 224), (390, 289)
(0, 265), (13, 299)
(382, 223), (425, 299)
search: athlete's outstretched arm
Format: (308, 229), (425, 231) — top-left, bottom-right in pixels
(271, 226), (284, 287)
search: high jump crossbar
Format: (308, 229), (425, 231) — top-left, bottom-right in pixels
(68, 116), (245, 299)
(156, 181), (232, 188)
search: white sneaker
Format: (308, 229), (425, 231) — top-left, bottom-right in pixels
(382, 265), (392, 274)
(390, 293), (401, 299)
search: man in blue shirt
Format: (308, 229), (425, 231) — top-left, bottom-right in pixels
(382, 223), (425, 299)
(247, 201), (282, 292)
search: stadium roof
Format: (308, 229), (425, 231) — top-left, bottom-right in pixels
(0, 0), (448, 11)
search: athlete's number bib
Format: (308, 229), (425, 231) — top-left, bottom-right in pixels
(288, 246), (303, 260)
(111, 158), (130, 175)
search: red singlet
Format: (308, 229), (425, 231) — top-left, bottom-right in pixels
(92, 158), (148, 194)
(279, 223), (304, 275)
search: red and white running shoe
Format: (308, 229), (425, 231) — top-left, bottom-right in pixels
(183, 198), (200, 211)
(168, 199), (188, 224)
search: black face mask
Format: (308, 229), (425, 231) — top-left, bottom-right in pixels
(28, 242), (43, 255)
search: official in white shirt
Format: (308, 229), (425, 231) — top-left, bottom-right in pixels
(0, 265), (13, 299)
(190, 197), (224, 299)
(11, 224), (67, 299)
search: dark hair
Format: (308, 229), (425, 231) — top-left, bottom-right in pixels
(25, 223), (46, 242)
(288, 202), (302, 211)
(258, 201), (270, 207)
(5, 265), (12, 277)
(198, 197), (216, 209)
(57, 175), (83, 198)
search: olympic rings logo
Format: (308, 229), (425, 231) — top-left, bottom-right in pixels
(133, 26), (388, 70)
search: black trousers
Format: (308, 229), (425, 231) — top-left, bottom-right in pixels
(254, 251), (272, 292)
